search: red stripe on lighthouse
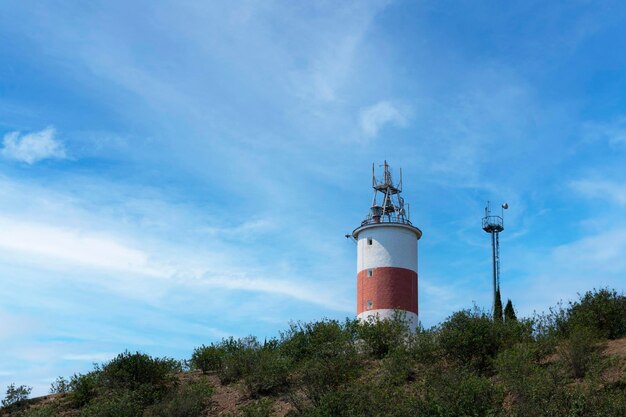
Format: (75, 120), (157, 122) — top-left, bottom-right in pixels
(356, 267), (418, 314)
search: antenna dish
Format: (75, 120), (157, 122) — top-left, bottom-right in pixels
(502, 203), (509, 209)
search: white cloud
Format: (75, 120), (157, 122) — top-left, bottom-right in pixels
(552, 228), (626, 273)
(570, 179), (626, 206)
(1, 127), (66, 164)
(0, 217), (167, 277)
(197, 274), (352, 313)
(508, 227), (626, 318)
(359, 101), (408, 138)
(582, 117), (626, 148)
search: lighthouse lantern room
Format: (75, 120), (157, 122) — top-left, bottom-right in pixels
(351, 161), (422, 331)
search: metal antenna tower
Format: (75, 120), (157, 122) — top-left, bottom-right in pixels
(360, 160), (412, 226)
(482, 201), (508, 311)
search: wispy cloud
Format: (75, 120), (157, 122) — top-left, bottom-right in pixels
(570, 179), (626, 206)
(1, 127), (66, 164)
(359, 101), (408, 138)
(0, 217), (167, 277)
(197, 274), (351, 313)
(582, 117), (626, 148)
(552, 228), (626, 274)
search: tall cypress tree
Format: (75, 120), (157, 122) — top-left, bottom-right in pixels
(494, 289), (503, 321)
(504, 299), (517, 322)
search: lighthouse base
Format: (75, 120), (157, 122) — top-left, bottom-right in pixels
(357, 309), (419, 333)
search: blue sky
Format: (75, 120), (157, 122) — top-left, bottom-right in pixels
(1, 0), (626, 396)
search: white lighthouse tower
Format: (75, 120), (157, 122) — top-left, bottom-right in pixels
(351, 161), (422, 331)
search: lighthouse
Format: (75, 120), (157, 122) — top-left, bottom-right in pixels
(351, 161), (422, 331)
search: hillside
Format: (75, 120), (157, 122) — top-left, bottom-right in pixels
(2, 288), (625, 417)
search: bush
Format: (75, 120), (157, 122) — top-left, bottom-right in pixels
(79, 389), (143, 417)
(100, 351), (177, 391)
(381, 347), (416, 386)
(1, 383), (32, 409)
(533, 289), (626, 341)
(144, 379), (213, 417)
(214, 337), (253, 384)
(66, 352), (179, 411)
(304, 385), (415, 417)
(22, 403), (59, 417)
(95, 351), (178, 407)
(438, 308), (532, 373)
(280, 319), (359, 364)
(419, 368), (504, 417)
(192, 336), (290, 397)
(282, 320), (361, 407)
(241, 343), (290, 397)
(356, 311), (412, 359)
(229, 398), (274, 417)
(49, 376), (70, 394)
(301, 366), (503, 417)
(190, 344), (223, 374)
(567, 288), (626, 340)
(439, 309), (497, 372)
(406, 327), (439, 364)
(495, 343), (545, 411)
(68, 371), (100, 407)
(494, 342), (616, 417)
(559, 325), (599, 378)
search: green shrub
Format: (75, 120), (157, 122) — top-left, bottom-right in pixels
(567, 288), (626, 340)
(79, 389), (143, 417)
(230, 398), (274, 417)
(419, 368), (504, 417)
(241, 343), (290, 397)
(1, 383), (32, 409)
(533, 289), (626, 341)
(356, 311), (412, 359)
(495, 343), (545, 411)
(438, 308), (531, 373)
(214, 337), (253, 384)
(144, 379), (213, 417)
(282, 320), (362, 406)
(558, 325), (599, 378)
(100, 351), (177, 392)
(66, 352), (179, 412)
(406, 327), (439, 364)
(495, 342), (614, 417)
(22, 403), (59, 417)
(69, 371), (100, 407)
(49, 376), (70, 394)
(296, 382), (417, 417)
(526, 383), (626, 417)
(194, 336), (290, 396)
(280, 319), (359, 364)
(532, 301), (569, 342)
(439, 309), (497, 372)
(381, 347), (415, 386)
(299, 367), (503, 417)
(190, 344), (223, 374)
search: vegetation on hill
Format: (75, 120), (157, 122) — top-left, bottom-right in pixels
(2, 288), (626, 417)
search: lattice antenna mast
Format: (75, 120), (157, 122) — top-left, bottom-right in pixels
(482, 201), (508, 312)
(363, 161), (411, 226)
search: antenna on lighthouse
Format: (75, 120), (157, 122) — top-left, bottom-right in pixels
(482, 201), (507, 314)
(364, 160), (411, 226)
